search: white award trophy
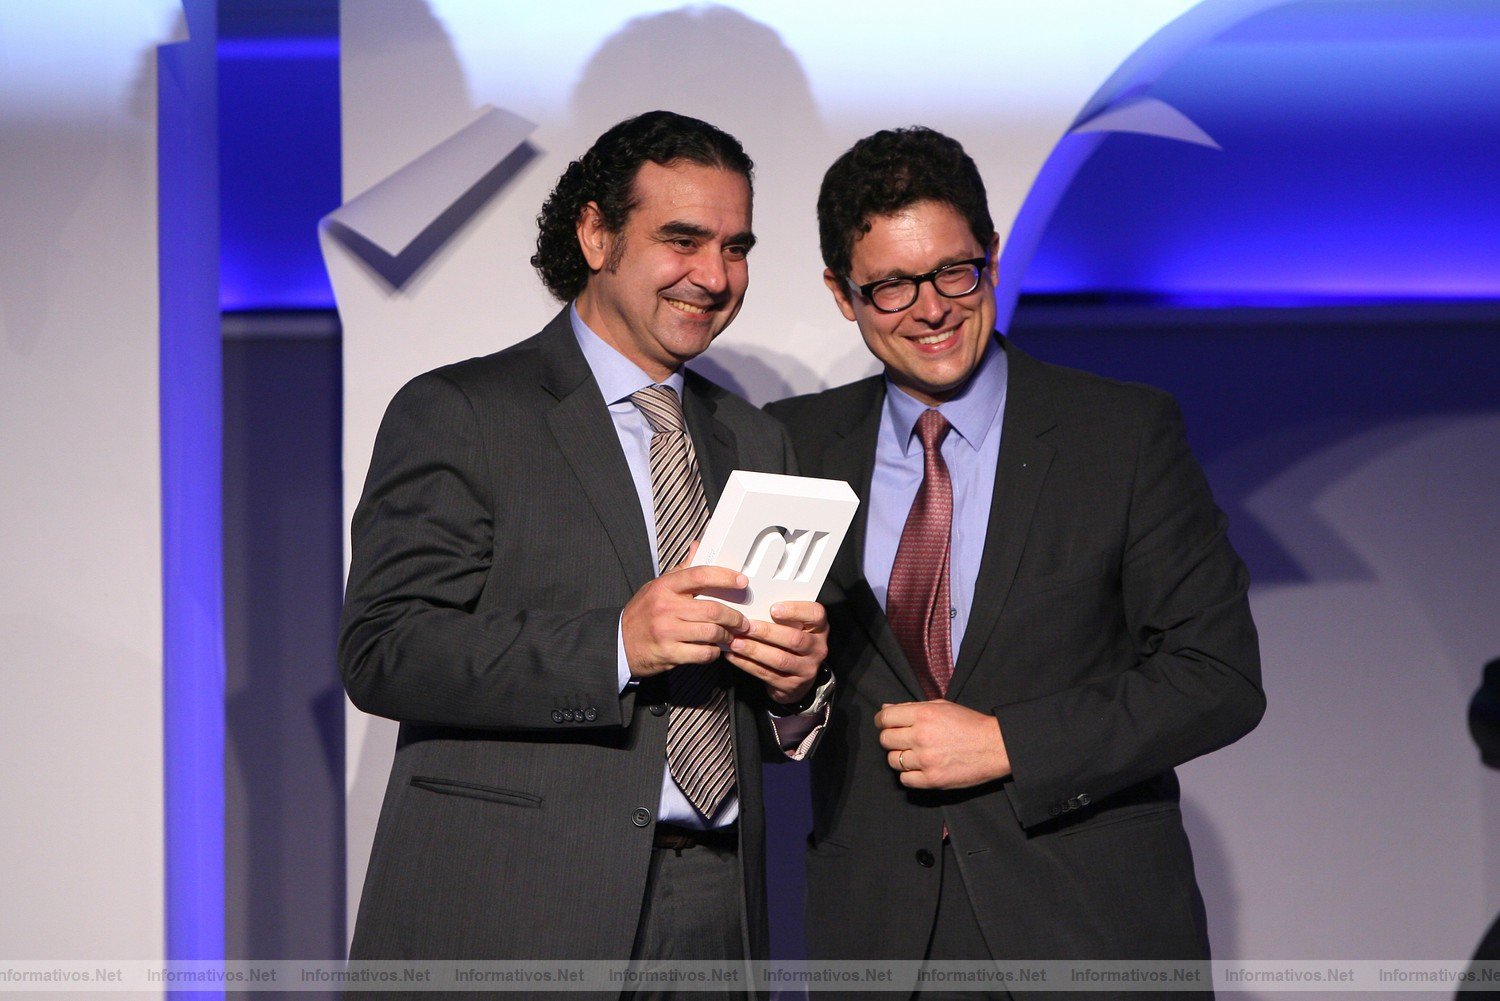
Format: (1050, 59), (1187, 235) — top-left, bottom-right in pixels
(690, 470), (859, 622)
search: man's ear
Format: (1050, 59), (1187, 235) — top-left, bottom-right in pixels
(985, 231), (1000, 284)
(577, 202), (611, 271)
(823, 268), (857, 322)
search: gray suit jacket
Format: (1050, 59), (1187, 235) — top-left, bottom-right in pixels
(341, 309), (794, 965)
(767, 337), (1263, 974)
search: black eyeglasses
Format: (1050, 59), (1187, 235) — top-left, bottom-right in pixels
(848, 257), (990, 313)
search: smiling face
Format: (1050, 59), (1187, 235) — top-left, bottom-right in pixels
(826, 199), (998, 406)
(574, 160), (753, 382)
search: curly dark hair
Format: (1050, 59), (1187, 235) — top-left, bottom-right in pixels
(532, 110), (754, 301)
(817, 126), (993, 278)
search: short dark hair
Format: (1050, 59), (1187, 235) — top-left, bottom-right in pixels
(532, 110), (754, 301)
(817, 126), (993, 279)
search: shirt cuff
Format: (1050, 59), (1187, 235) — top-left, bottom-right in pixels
(617, 614), (637, 693)
(768, 704), (829, 760)
(767, 671), (835, 760)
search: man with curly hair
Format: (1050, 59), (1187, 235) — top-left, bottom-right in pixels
(768, 127), (1263, 995)
(341, 111), (830, 989)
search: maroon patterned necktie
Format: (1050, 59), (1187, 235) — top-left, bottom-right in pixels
(886, 409), (954, 700)
(630, 384), (735, 819)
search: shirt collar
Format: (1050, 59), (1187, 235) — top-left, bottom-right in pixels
(570, 304), (685, 404)
(884, 334), (1008, 455)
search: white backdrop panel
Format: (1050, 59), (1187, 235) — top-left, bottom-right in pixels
(0, 3), (179, 970)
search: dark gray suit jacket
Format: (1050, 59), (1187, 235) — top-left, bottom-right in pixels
(767, 337), (1263, 972)
(340, 309), (795, 965)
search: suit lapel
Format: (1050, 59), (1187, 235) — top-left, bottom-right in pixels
(827, 378), (927, 703)
(681, 373), (736, 509)
(538, 312), (657, 592)
(945, 340), (1057, 703)
(823, 379), (880, 597)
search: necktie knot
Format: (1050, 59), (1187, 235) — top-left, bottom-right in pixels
(915, 408), (951, 453)
(631, 384), (686, 434)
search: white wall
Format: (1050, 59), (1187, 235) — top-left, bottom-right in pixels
(1183, 414), (1500, 984)
(0, 4), (180, 968)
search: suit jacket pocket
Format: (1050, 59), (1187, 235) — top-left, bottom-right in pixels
(1056, 800), (1178, 838)
(806, 831), (852, 857)
(410, 775), (543, 808)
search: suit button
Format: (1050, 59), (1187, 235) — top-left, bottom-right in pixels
(650, 703), (668, 716)
(584, 708), (598, 721)
(1049, 804), (1062, 817)
(1067, 797), (1080, 810)
(563, 709), (576, 722)
(551, 710), (564, 723)
(632, 808), (652, 828)
(1077, 793), (1091, 806)
(915, 849), (935, 868)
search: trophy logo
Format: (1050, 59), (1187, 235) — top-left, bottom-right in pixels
(740, 526), (830, 583)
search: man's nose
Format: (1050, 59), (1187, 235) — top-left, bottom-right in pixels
(908, 279), (949, 323)
(692, 250), (728, 293)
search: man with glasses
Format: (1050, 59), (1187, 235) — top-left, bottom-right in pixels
(768, 127), (1263, 991)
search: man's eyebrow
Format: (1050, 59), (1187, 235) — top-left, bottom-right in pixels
(657, 221), (713, 240)
(656, 221), (756, 249)
(865, 254), (976, 283)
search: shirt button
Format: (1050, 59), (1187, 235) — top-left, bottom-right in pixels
(949, 607), (957, 619)
(632, 808), (652, 828)
(915, 849), (935, 868)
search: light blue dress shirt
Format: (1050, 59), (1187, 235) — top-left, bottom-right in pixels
(569, 305), (737, 828)
(864, 337), (1008, 664)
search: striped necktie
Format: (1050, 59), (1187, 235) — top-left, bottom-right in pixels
(631, 384), (735, 818)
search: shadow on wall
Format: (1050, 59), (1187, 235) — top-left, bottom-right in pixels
(692, 346), (816, 409)
(571, 5), (840, 407)
(570, 5), (821, 149)
(340, 0), (472, 197)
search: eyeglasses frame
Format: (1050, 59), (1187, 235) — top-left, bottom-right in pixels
(846, 256), (991, 314)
